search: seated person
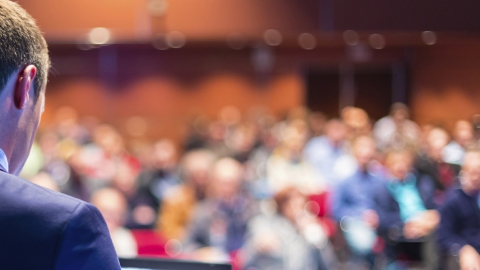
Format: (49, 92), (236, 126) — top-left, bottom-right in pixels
(437, 145), (480, 270)
(241, 186), (336, 270)
(304, 119), (350, 186)
(156, 149), (216, 241)
(266, 120), (325, 195)
(373, 103), (420, 152)
(185, 158), (255, 261)
(91, 187), (138, 258)
(332, 136), (383, 269)
(442, 120), (474, 166)
(415, 127), (460, 206)
(375, 149), (439, 269)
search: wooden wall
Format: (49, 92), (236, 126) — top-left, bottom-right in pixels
(411, 39), (480, 131)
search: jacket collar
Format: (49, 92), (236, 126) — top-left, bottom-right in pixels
(0, 148), (9, 173)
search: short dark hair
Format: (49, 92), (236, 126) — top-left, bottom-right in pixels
(0, 1), (49, 99)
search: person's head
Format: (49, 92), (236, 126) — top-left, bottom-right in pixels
(151, 139), (177, 170)
(390, 102), (410, 123)
(426, 127), (449, 161)
(181, 149), (216, 188)
(112, 161), (140, 196)
(93, 124), (124, 155)
(352, 136), (376, 169)
(461, 145), (480, 192)
(91, 188), (128, 232)
(308, 111), (326, 136)
(280, 119), (309, 154)
(211, 157), (243, 201)
(324, 119), (347, 146)
(385, 148), (414, 180)
(0, 1), (50, 175)
(342, 107), (370, 136)
(274, 187), (306, 222)
(452, 120), (473, 148)
(228, 122), (257, 154)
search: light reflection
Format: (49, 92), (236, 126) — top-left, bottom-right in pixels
(88, 27), (111, 45)
(167, 31), (187, 49)
(148, 0), (168, 17)
(152, 33), (169, 50)
(298, 33), (317, 50)
(343, 30), (359, 46)
(368, 34), (386, 49)
(165, 239), (183, 257)
(263, 29), (282, 46)
(422, 31), (437, 45)
(304, 200), (320, 216)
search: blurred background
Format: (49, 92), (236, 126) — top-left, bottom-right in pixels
(17, 0), (480, 138)
(15, 0), (480, 269)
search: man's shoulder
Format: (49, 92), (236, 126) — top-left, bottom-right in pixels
(442, 188), (471, 207)
(0, 172), (119, 270)
(0, 171), (85, 221)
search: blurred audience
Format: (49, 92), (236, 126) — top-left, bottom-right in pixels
(442, 120), (474, 166)
(414, 127), (460, 206)
(304, 119), (350, 185)
(21, 103), (480, 269)
(138, 139), (180, 209)
(373, 102), (420, 151)
(332, 136), (382, 269)
(185, 158), (255, 260)
(91, 188), (138, 258)
(241, 187), (336, 270)
(30, 171), (60, 192)
(157, 149), (216, 241)
(266, 119), (324, 195)
(342, 107), (372, 140)
(438, 144), (480, 270)
(112, 160), (156, 229)
(375, 149), (439, 269)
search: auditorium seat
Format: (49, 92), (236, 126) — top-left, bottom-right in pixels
(131, 230), (168, 257)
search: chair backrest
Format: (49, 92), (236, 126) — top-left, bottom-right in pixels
(131, 229), (168, 257)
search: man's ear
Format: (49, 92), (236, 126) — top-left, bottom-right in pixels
(14, 65), (37, 109)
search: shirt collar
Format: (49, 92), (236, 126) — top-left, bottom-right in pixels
(388, 173), (416, 188)
(0, 148), (9, 173)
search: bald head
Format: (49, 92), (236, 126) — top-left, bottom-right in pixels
(453, 120), (473, 147)
(352, 136), (376, 168)
(181, 149), (216, 186)
(461, 147), (480, 192)
(426, 127), (449, 161)
(211, 158), (243, 200)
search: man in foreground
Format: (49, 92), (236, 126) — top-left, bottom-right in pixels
(0, 1), (120, 269)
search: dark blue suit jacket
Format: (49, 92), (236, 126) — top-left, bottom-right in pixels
(437, 188), (480, 255)
(0, 171), (121, 269)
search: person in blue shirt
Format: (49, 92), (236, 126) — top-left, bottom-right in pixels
(333, 136), (383, 269)
(437, 145), (480, 270)
(375, 148), (439, 269)
(304, 119), (350, 186)
(0, 1), (120, 269)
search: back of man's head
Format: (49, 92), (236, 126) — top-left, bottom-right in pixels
(0, 0), (49, 99)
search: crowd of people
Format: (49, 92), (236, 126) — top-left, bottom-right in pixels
(21, 103), (480, 270)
